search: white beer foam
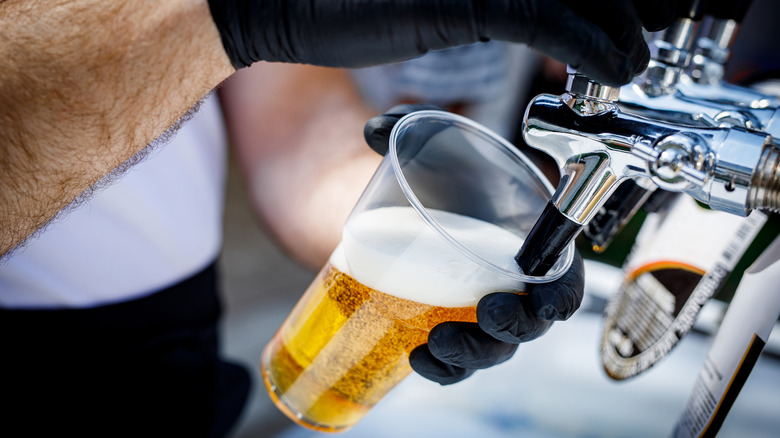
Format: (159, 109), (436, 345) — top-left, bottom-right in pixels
(332, 206), (524, 307)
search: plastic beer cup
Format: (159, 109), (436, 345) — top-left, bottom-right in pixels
(261, 110), (575, 432)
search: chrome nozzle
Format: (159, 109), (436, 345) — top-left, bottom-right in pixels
(749, 144), (780, 213)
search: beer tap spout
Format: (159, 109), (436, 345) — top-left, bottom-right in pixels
(583, 0), (780, 252)
(515, 71), (778, 277)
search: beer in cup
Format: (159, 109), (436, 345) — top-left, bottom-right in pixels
(261, 110), (575, 432)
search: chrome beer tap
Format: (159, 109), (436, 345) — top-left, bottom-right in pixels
(583, 1), (706, 250)
(688, 0), (746, 86)
(619, 0), (779, 135)
(514, 71), (780, 276)
(682, 0), (778, 109)
(584, 0), (780, 251)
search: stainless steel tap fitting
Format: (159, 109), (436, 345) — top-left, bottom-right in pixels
(583, 1), (778, 251)
(516, 76), (780, 275)
(582, 63), (780, 250)
(628, 0), (777, 117)
(641, 14), (700, 96)
(566, 71), (620, 103)
(749, 145), (780, 211)
(526, 87), (777, 218)
(517, 1), (780, 272)
(582, 9), (701, 251)
(689, 16), (740, 85)
(679, 1), (778, 109)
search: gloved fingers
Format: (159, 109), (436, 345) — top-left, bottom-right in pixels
(560, 0), (650, 77)
(519, 2), (637, 85)
(409, 344), (476, 386)
(426, 322), (519, 369)
(633, 0), (679, 32)
(477, 293), (554, 344)
(363, 104), (442, 156)
(528, 250), (585, 322)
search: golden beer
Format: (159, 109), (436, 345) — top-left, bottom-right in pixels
(262, 262), (477, 432)
(261, 207), (525, 432)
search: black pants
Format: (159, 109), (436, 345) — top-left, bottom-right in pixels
(0, 263), (250, 437)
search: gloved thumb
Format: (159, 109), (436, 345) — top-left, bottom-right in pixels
(363, 104), (441, 155)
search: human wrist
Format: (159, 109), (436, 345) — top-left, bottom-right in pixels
(207, 0), (259, 69)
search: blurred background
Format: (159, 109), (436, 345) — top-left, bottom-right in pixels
(218, 157), (314, 438)
(218, 154), (780, 438)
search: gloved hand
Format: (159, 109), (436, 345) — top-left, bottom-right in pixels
(364, 105), (586, 384)
(208, 0), (677, 86)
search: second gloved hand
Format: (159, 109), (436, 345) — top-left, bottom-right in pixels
(208, 0), (678, 86)
(364, 105), (586, 384)
(410, 252), (585, 384)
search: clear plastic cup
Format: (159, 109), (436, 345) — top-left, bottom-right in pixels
(261, 110), (575, 432)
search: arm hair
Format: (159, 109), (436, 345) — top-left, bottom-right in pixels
(0, 0), (234, 258)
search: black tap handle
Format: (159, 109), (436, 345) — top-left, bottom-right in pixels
(705, 0), (753, 22)
(643, 189), (679, 213)
(584, 180), (655, 253)
(515, 202), (582, 277)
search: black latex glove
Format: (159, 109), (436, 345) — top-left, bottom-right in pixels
(208, 0), (677, 86)
(364, 105), (586, 384)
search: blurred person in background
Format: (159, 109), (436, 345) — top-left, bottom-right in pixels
(0, 0), (676, 436)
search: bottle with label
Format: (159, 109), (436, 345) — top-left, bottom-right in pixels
(672, 235), (780, 438)
(600, 194), (776, 380)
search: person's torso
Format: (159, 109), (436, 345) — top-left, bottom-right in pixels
(0, 94), (228, 308)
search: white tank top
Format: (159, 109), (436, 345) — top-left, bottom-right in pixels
(0, 95), (227, 308)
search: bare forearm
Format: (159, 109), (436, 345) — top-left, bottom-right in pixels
(0, 0), (234, 257)
(220, 63), (381, 269)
